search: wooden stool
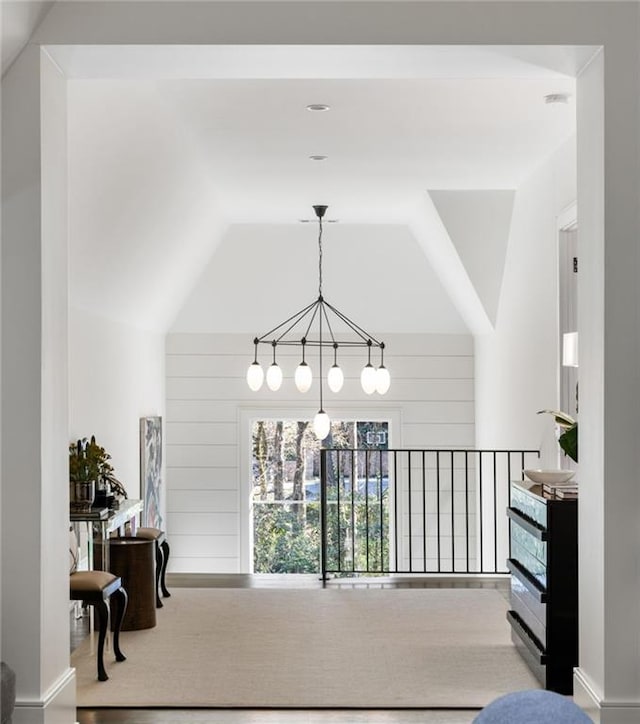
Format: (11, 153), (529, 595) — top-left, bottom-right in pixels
(69, 571), (127, 681)
(105, 537), (157, 630)
(135, 527), (171, 608)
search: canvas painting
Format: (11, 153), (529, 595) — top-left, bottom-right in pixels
(140, 416), (163, 530)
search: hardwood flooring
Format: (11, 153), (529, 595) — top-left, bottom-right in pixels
(74, 574), (508, 724)
(76, 709), (480, 723)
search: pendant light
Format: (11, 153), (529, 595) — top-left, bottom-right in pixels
(266, 341), (283, 391)
(247, 205), (390, 439)
(360, 340), (377, 395)
(327, 343), (344, 393)
(313, 410), (331, 440)
(246, 339), (264, 391)
(294, 339), (313, 393)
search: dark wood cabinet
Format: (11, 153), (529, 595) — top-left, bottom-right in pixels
(506, 480), (578, 694)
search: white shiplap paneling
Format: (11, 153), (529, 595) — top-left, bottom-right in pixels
(166, 332), (474, 573)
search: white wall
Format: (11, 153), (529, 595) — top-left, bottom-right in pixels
(475, 137), (577, 468)
(1, 46), (76, 723)
(67, 79), (227, 333)
(165, 332), (474, 573)
(68, 306), (166, 504)
(429, 190), (515, 327)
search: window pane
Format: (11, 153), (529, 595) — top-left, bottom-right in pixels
(251, 418), (389, 574)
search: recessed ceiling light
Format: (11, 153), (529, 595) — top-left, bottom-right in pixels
(306, 104), (330, 112)
(544, 93), (570, 105)
(309, 155), (328, 161)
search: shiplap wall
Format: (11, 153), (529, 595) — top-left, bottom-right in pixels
(166, 332), (475, 573)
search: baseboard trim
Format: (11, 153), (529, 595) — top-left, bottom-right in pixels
(574, 668), (602, 722)
(13, 666), (76, 724)
(574, 668), (640, 724)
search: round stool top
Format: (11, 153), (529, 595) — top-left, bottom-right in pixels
(136, 527), (164, 541)
(110, 537), (154, 546)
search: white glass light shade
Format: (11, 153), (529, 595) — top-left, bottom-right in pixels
(360, 363), (377, 395)
(376, 365), (391, 395)
(562, 332), (579, 367)
(294, 362), (313, 393)
(247, 362), (264, 391)
(313, 410), (331, 440)
(327, 364), (344, 393)
(266, 363), (283, 391)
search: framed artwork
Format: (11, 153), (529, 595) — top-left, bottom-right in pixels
(140, 416), (163, 530)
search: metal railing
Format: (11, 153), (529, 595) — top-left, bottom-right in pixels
(319, 448), (539, 581)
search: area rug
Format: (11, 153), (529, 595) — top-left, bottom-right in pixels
(72, 587), (540, 708)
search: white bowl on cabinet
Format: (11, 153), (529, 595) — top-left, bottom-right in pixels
(523, 469), (576, 485)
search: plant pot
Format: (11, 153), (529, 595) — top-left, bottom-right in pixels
(70, 480), (96, 512)
(94, 491), (116, 509)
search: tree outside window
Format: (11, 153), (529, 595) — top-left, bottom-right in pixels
(252, 419), (388, 573)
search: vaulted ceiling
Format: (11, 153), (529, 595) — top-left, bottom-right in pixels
(3, 5), (588, 333)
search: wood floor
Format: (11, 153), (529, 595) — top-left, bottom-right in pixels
(74, 574), (508, 724)
(76, 709), (481, 723)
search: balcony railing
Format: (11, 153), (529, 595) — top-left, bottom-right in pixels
(319, 448), (539, 581)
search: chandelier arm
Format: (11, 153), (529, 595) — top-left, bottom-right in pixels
(274, 301), (321, 345)
(322, 298), (384, 347)
(301, 299), (321, 342)
(299, 339), (374, 348)
(256, 298), (319, 343)
(319, 300), (338, 345)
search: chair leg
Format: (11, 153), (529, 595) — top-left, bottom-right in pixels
(154, 541), (163, 608)
(94, 599), (109, 681)
(112, 587), (128, 663)
(160, 539), (171, 598)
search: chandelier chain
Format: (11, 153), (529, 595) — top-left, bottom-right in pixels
(318, 215), (323, 297)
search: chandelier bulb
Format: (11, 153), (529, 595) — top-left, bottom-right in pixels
(313, 410), (331, 440)
(295, 362), (313, 393)
(247, 362), (264, 391)
(361, 363), (377, 395)
(376, 365), (391, 395)
(266, 363), (283, 391)
(327, 364), (344, 393)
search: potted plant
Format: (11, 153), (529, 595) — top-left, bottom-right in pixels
(69, 436), (127, 511)
(537, 409), (578, 463)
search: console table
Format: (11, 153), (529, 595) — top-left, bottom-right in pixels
(506, 480), (578, 694)
(71, 498), (143, 572)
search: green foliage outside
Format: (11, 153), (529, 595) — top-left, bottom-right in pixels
(253, 503), (320, 573)
(252, 419), (389, 574)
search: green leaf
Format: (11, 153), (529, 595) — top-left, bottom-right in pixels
(558, 423), (578, 463)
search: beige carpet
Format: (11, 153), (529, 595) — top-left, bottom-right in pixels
(72, 587), (540, 708)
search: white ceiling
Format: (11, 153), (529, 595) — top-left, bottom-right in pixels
(68, 73), (577, 225)
(4, 21), (587, 331)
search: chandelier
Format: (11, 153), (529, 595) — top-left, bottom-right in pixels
(246, 205), (390, 440)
